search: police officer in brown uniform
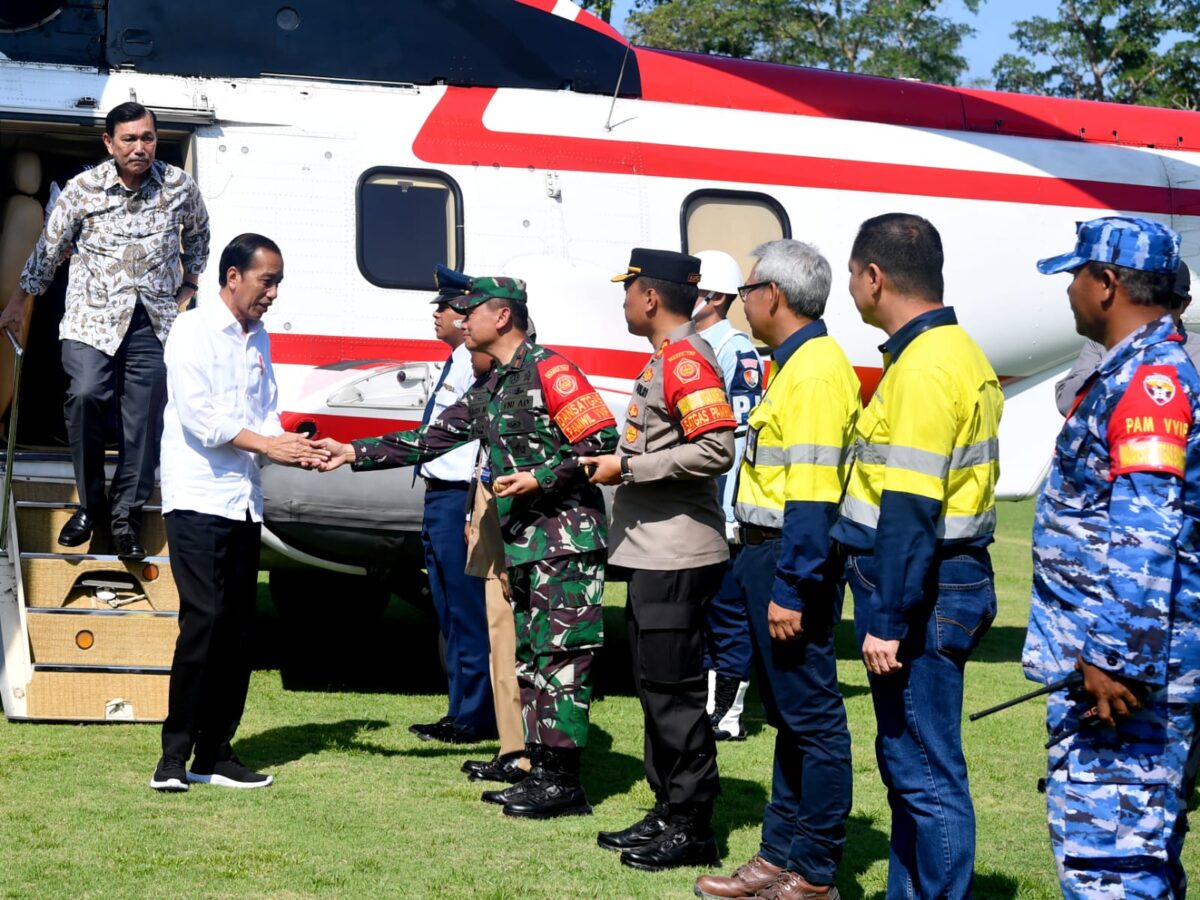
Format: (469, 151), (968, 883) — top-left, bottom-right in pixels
(583, 249), (737, 871)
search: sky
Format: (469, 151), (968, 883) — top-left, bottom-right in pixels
(608, 0), (1049, 86)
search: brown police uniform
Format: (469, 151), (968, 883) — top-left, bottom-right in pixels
(610, 315), (737, 826)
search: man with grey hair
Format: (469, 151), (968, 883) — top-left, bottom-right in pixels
(696, 240), (859, 900)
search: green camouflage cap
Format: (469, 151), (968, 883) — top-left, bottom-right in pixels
(449, 275), (528, 312)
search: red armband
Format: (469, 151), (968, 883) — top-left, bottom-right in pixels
(537, 357), (616, 443)
(1107, 365), (1191, 480)
(662, 343), (736, 440)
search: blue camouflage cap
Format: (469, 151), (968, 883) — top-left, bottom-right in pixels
(432, 264), (472, 304)
(1037, 216), (1181, 276)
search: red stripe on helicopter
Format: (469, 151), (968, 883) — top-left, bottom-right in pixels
(412, 87), (1200, 216)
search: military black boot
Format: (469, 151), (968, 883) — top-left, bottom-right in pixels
(597, 800), (669, 852)
(481, 744), (541, 805)
(503, 747), (592, 819)
(620, 805), (719, 871)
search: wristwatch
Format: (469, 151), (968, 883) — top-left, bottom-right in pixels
(620, 456), (635, 484)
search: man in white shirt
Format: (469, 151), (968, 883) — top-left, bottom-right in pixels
(151, 233), (326, 792)
(407, 265), (495, 745)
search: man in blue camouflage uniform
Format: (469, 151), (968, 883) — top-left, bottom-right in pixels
(693, 249), (764, 741)
(1027, 216), (1200, 899)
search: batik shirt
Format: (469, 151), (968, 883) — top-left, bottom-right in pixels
(20, 158), (210, 355)
(351, 340), (618, 568)
(1025, 313), (1200, 704)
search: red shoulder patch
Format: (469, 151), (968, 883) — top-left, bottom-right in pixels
(1107, 364), (1192, 480)
(536, 355), (616, 443)
(662, 341), (736, 440)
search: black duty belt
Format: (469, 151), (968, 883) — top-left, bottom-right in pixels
(423, 477), (470, 492)
(739, 524), (782, 545)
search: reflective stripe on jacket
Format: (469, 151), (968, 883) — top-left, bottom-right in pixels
(832, 307), (1003, 638)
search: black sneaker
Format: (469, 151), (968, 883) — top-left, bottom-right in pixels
(188, 756), (273, 789)
(150, 756), (188, 792)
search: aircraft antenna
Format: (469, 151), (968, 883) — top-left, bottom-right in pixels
(604, 42), (632, 132)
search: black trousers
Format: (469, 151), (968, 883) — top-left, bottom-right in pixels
(61, 302), (166, 536)
(627, 563), (724, 816)
(161, 509), (261, 765)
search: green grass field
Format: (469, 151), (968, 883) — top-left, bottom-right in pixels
(1, 501), (1195, 898)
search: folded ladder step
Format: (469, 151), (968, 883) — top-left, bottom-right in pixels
(20, 555), (178, 611)
(16, 506), (167, 557)
(10, 481), (162, 506)
(26, 609), (178, 668)
(23, 669), (169, 722)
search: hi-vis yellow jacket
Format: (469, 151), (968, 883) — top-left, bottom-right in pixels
(735, 320), (861, 611)
(832, 307), (1003, 640)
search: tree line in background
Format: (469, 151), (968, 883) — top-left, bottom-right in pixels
(577, 0), (1200, 109)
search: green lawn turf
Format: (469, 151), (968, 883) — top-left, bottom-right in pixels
(1, 500), (1196, 898)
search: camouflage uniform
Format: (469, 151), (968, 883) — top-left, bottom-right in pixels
(1027, 222), (1200, 896)
(352, 334), (617, 749)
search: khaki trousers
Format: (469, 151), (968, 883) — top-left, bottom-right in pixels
(465, 477), (527, 762)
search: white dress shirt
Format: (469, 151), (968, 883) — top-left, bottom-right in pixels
(417, 340), (480, 483)
(160, 297), (283, 521)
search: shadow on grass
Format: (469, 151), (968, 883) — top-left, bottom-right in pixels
(711, 776), (770, 852)
(583, 725), (646, 805)
(973, 872), (1023, 900)
(237, 719), (400, 768)
(836, 814), (890, 900)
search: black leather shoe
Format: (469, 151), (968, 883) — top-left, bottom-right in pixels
(57, 509), (94, 547)
(482, 773), (536, 806)
(408, 716), (453, 740)
(417, 721), (497, 744)
(115, 533), (147, 561)
(463, 753), (528, 783)
(620, 821), (719, 872)
(502, 775), (592, 819)
(597, 807), (669, 852)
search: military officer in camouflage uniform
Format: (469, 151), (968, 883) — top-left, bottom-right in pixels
(1027, 216), (1200, 899)
(584, 248), (737, 871)
(317, 276), (618, 820)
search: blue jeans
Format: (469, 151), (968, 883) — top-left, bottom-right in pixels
(736, 539), (852, 885)
(846, 551), (996, 900)
(703, 547), (754, 681)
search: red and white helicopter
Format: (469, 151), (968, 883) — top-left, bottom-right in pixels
(0, 0), (1197, 605)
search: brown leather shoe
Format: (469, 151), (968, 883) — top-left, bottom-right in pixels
(752, 870), (840, 900)
(694, 854), (782, 898)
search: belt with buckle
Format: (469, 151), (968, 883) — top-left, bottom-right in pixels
(739, 524), (782, 545)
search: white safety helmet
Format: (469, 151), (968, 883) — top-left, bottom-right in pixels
(694, 250), (744, 297)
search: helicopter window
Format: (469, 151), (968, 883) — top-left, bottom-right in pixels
(356, 167), (464, 290)
(682, 190), (790, 341)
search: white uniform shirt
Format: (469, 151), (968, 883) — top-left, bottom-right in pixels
(160, 297), (283, 521)
(417, 340), (480, 483)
